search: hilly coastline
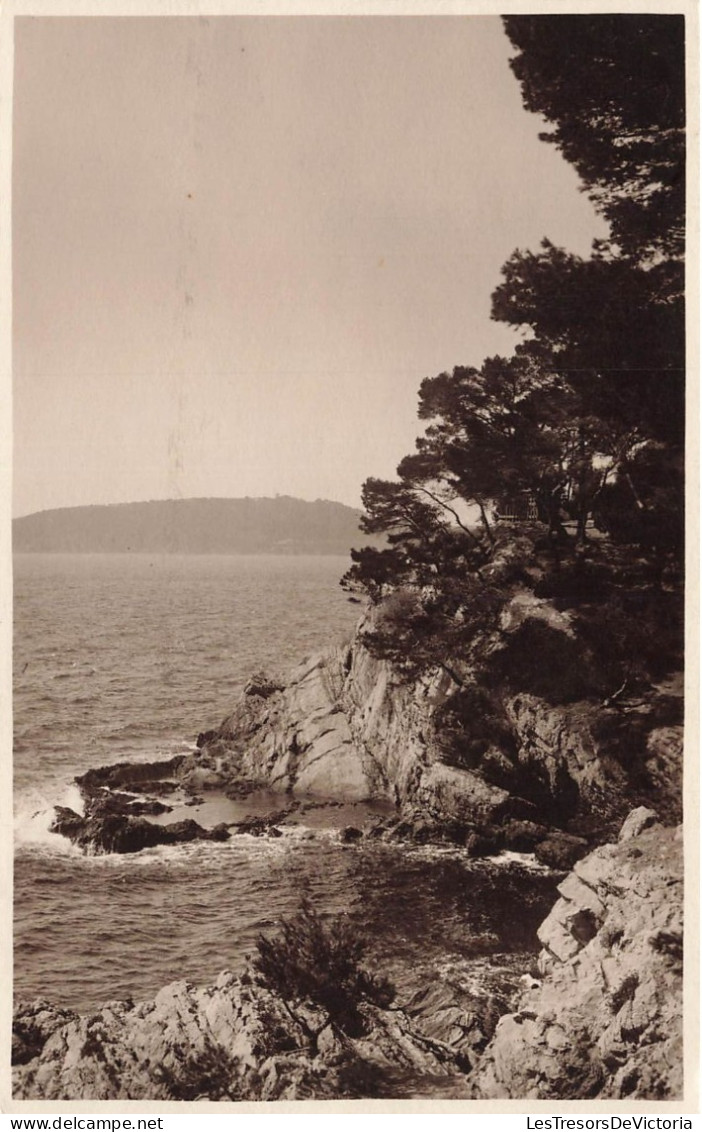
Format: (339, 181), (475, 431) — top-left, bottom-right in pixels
(13, 497), (381, 556)
(12, 15), (687, 1106)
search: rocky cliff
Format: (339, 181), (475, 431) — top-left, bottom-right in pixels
(471, 810), (684, 1100)
(14, 810), (683, 1101)
(47, 586), (682, 866)
(178, 599), (682, 858)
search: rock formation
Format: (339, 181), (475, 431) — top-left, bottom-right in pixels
(48, 758), (231, 854)
(470, 811), (684, 1100)
(12, 973), (472, 1101)
(47, 594), (682, 861)
(175, 603), (682, 856)
(14, 809), (683, 1102)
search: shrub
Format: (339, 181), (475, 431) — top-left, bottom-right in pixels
(433, 684), (516, 769)
(154, 1043), (242, 1101)
(253, 899), (395, 1037)
(485, 618), (601, 703)
(575, 592), (683, 690)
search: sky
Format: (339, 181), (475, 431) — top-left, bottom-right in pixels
(12, 15), (607, 518)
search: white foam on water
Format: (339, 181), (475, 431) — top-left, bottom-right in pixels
(69, 821), (340, 871)
(494, 849), (552, 872)
(14, 781), (85, 856)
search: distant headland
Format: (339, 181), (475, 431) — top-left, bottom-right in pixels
(12, 496), (381, 556)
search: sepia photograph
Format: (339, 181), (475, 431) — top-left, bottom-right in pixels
(7, 2), (692, 1110)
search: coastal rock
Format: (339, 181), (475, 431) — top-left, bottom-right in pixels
(77, 757), (185, 796)
(533, 831), (589, 870)
(618, 805), (657, 842)
(400, 956), (529, 1073)
(13, 973), (467, 1101)
(47, 752), (235, 855)
(182, 648), (378, 803)
(470, 818), (683, 1100)
(185, 635), (519, 829)
(12, 1002), (79, 1067)
(505, 694), (629, 826)
(500, 819), (549, 852)
(244, 672), (285, 699)
(50, 807), (229, 854)
(196, 730), (218, 749)
(340, 826), (363, 843)
(184, 612), (682, 842)
(414, 763), (509, 826)
(644, 726), (683, 822)
(55, 609), (683, 856)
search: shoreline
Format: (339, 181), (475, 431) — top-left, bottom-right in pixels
(15, 605), (685, 1101)
(13, 807), (683, 1102)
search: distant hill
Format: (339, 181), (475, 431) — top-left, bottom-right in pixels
(13, 497), (381, 556)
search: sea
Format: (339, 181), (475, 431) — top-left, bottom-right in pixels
(14, 553), (554, 1019)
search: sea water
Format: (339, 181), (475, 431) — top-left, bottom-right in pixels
(14, 553), (553, 1015)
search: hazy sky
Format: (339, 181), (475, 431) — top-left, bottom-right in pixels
(13, 15), (607, 517)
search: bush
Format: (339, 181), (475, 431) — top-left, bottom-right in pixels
(253, 899), (395, 1037)
(576, 592), (683, 690)
(433, 684), (516, 769)
(485, 618), (602, 703)
(153, 1040), (243, 1101)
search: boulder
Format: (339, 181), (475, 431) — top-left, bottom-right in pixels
(244, 672), (285, 699)
(500, 819), (549, 852)
(340, 826), (363, 843)
(471, 818), (683, 1100)
(618, 806), (658, 842)
(415, 764), (510, 826)
(13, 972), (469, 1101)
(534, 832), (589, 870)
(232, 812), (289, 837)
(50, 809), (230, 854)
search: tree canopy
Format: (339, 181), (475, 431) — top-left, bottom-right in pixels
(502, 14), (685, 263)
(344, 14), (685, 688)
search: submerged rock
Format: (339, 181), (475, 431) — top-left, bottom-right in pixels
(231, 811), (290, 837)
(340, 825), (363, 843)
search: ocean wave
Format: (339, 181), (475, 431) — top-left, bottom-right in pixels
(493, 849), (552, 872)
(14, 782), (85, 857)
(15, 820), (342, 871)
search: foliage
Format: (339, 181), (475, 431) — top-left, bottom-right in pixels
(492, 244), (684, 449)
(575, 591), (684, 690)
(592, 443), (684, 576)
(343, 14), (684, 705)
(253, 899), (395, 1037)
(432, 684), (517, 769)
(483, 619), (604, 704)
(404, 354), (577, 534)
(502, 15), (685, 263)
(154, 1042), (242, 1101)
(358, 580), (506, 684)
